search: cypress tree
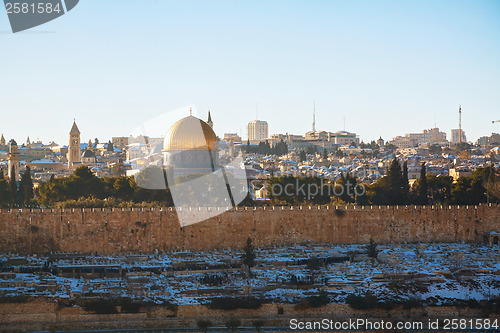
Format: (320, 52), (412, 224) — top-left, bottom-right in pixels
(19, 166), (34, 206)
(9, 165), (17, 205)
(242, 237), (256, 268)
(367, 238), (379, 260)
(107, 141), (114, 152)
(402, 161), (409, 202)
(0, 168), (8, 207)
(386, 158), (404, 204)
(299, 150), (307, 162)
(418, 162), (428, 205)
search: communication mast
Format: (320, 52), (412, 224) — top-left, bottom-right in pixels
(459, 105), (462, 144)
(312, 101), (316, 132)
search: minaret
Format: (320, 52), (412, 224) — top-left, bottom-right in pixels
(67, 120), (81, 168)
(207, 110), (213, 129)
(8, 139), (20, 181)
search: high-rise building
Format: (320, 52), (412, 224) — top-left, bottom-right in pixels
(451, 129), (467, 144)
(67, 120), (81, 168)
(248, 120), (268, 142)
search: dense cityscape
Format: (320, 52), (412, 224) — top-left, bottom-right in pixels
(0, 109), (499, 209)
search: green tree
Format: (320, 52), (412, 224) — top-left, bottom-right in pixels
(242, 237), (256, 269)
(73, 166), (104, 199)
(402, 161), (409, 202)
(133, 165), (173, 205)
(0, 169), (11, 207)
(113, 176), (134, 201)
(451, 177), (485, 205)
(299, 150), (307, 162)
(107, 141), (114, 152)
(336, 173), (357, 203)
(19, 166), (34, 206)
(267, 176), (330, 205)
(427, 175), (453, 204)
(74, 165), (94, 180)
(474, 166), (499, 203)
(368, 158), (406, 205)
(9, 165), (17, 206)
(418, 163), (428, 205)
(367, 238), (379, 260)
(37, 166), (105, 206)
(272, 140), (288, 156)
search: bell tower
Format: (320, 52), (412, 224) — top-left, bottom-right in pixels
(67, 120), (81, 168)
(8, 139), (20, 181)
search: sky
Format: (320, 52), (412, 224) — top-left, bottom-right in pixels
(1, 0), (499, 146)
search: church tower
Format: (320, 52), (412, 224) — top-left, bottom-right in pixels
(0, 133), (5, 146)
(8, 139), (20, 181)
(207, 110), (213, 129)
(67, 120), (81, 168)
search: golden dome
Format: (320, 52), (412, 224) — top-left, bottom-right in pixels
(163, 115), (218, 151)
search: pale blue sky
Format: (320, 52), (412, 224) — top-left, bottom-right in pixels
(1, 0), (499, 145)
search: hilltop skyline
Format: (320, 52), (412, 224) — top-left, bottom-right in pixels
(1, 0), (499, 144)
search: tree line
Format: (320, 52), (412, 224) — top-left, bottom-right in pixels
(267, 159), (499, 206)
(0, 165), (175, 208)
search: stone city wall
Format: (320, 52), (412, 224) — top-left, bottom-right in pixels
(0, 204), (498, 254)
